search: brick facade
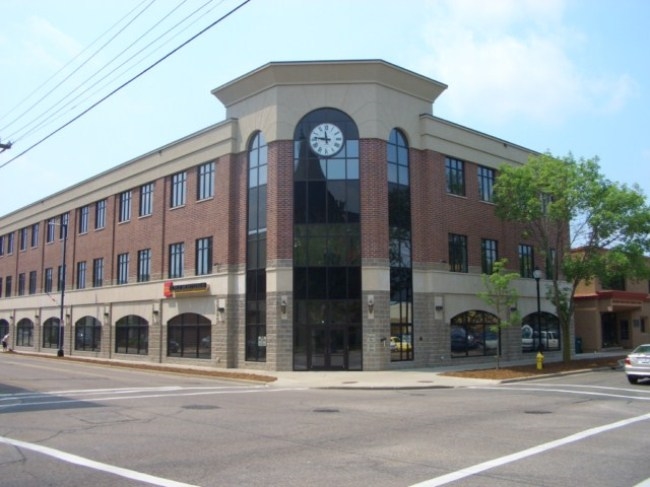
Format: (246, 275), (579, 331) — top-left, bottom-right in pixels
(0, 60), (566, 370)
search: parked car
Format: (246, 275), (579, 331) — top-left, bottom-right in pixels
(168, 340), (180, 353)
(390, 336), (412, 352)
(522, 325), (534, 351)
(451, 326), (477, 352)
(482, 330), (499, 350)
(624, 344), (650, 384)
(538, 331), (559, 349)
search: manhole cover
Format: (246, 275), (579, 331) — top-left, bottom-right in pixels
(313, 408), (340, 413)
(183, 405), (220, 410)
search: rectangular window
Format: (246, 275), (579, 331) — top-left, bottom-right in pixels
(59, 213), (69, 239)
(546, 248), (556, 280)
(19, 228), (27, 251)
(0, 278), (3, 297)
(171, 172), (187, 208)
(518, 244), (534, 278)
(196, 237), (213, 275)
(445, 157), (465, 196)
(46, 218), (56, 243)
(169, 242), (184, 278)
(44, 268), (53, 294)
(0, 235), (4, 256)
(197, 162), (215, 200)
(7, 233), (14, 254)
(5, 276), (12, 297)
(95, 199), (106, 229)
(57, 264), (66, 291)
(119, 191), (132, 223)
(77, 261), (86, 290)
(448, 233), (468, 272)
(117, 253), (129, 284)
(18, 273), (25, 296)
(139, 183), (154, 217)
(137, 249), (151, 282)
(31, 223), (39, 247)
(478, 166), (495, 202)
(93, 258), (104, 287)
(79, 206), (89, 234)
(481, 239), (498, 274)
(29, 271), (37, 294)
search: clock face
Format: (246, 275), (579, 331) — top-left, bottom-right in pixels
(309, 123), (344, 156)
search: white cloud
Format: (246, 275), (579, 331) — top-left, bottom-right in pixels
(418, 0), (635, 127)
(23, 17), (82, 71)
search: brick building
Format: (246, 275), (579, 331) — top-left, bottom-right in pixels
(0, 60), (565, 371)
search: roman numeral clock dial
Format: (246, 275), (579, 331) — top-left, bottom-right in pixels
(309, 123), (344, 156)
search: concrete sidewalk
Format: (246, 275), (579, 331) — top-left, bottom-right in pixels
(265, 351), (627, 390)
(6, 350), (627, 390)
(269, 368), (499, 389)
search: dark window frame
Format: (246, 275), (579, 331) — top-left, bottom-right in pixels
(449, 233), (468, 273)
(197, 161), (215, 200)
(445, 157), (466, 196)
(170, 172), (187, 208)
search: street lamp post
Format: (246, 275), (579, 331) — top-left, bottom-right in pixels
(533, 266), (542, 352)
(52, 220), (68, 357)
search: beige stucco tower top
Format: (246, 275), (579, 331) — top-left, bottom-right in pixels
(211, 60), (448, 151)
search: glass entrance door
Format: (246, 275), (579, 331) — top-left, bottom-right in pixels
(310, 327), (346, 370)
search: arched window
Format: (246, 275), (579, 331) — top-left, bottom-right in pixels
(167, 313), (211, 359)
(522, 311), (560, 352)
(42, 317), (62, 349)
(16, 318), (33, 347)
(388, 128), (413, 362)
(115, 315), (149, 355)
(451, 310), (499, 358)
(246, 131), (267, 362)
(75, 316), (102, 351)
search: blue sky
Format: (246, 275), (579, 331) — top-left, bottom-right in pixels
(0, 0), (648, 216)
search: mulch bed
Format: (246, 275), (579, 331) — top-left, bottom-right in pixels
(441, 355), (625, 380)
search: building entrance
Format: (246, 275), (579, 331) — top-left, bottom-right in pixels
(293, 323), (362, 371)
(310, 327), (346, 370)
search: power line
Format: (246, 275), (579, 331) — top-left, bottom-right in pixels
(0, 0), (251, 170)
(0, 0), (154, 133)
(11, 0), (220, 144)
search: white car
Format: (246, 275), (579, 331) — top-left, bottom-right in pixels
(624, 344), (650, 384)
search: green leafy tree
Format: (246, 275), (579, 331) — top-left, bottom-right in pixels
(478, 259), (521, 369)
(493, 152), (650, 362)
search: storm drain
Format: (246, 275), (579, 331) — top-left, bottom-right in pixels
(524, 410), (552, 415)
(183, 404), (220, 410)
(313, 408), (340, 413)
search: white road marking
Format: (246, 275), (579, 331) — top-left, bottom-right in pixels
(410, 412), (650, 487)
(468, 384), (650, 401)
(0, 435), (199, 487)
(0, 385), (304, 410)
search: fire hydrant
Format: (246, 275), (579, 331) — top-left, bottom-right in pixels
(536, 351), (544, 370)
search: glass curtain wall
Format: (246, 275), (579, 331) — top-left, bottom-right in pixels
(387, 129), (413, 361)
(293, 108), (362, 370)
(246, 132), (268, 361)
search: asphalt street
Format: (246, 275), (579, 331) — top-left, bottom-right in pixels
(1, 353), (649, 487)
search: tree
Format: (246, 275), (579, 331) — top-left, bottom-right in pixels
(478, 259), (521, 369)
(493, 152), (650, 362)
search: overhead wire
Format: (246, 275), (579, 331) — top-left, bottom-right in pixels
(0, 0), (155, 134)
(12, 0), (222, 144)
(0, 0), (252, 171)
(5, 0), (173, 142)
